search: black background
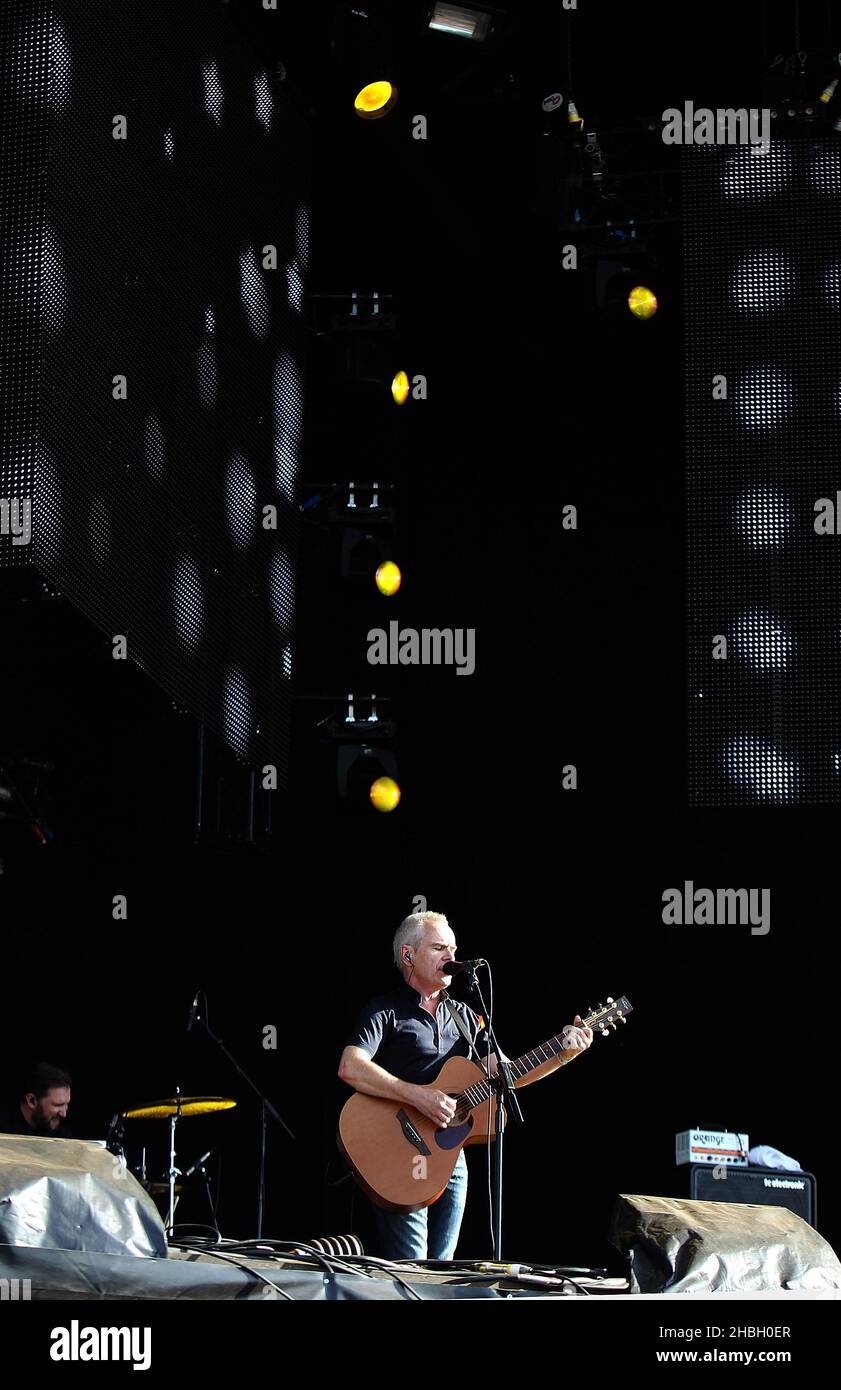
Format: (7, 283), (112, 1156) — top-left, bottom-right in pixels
(1, 0), (837, 1282)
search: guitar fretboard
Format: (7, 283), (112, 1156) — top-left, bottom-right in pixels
(459, 1029), (577, 1112)
(455, 997), (632, 1113)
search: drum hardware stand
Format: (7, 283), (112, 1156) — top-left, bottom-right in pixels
(105, 1111), (126, 1160)
(120, 1090), (235, 1231)
(166, 1087), (183, 1236)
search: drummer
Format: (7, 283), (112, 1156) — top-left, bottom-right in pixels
(0, 1062), (73, 1137)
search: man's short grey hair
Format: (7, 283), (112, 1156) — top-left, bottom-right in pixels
(393, 911), (449, 971)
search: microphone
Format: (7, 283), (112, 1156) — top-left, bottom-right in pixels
(183, 1148), (215, 1179)
(442, 958), (487, 975)
(186, 989), (202, 1033)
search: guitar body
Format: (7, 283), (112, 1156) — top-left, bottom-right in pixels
(338, 1056), (504, 1213)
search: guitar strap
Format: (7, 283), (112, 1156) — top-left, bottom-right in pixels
(441, 993), (490, 1073)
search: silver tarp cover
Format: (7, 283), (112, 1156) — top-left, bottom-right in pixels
(0, 1244), (503, 1300)
(609, 1193), (841, 1294)
(0, 1135), (166, 1258)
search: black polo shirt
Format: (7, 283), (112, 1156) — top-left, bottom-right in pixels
(346, 977), (491, 1085)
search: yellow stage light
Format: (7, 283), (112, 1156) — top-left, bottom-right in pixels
(370, 776), (401, 812)
(628, 285), (658, 320)
(375, 561), (402, 596)
(354, 81), (398, 119)
(391, 370), (410, 405)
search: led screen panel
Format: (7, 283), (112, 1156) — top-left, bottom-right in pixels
(0, 0), (308, 781)
(687, 139), (841, 804)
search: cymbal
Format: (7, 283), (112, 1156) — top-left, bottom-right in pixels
(121, 1096), (237, 1120)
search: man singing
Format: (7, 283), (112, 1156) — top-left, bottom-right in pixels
(338, 910), (592, 1260)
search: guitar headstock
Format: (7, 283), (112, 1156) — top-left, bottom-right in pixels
(582, 995), (633, 1037)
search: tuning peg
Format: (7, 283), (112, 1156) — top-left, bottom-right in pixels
(599, 1025), (609, 1035)
(606, 996), (614, 1005)
(609, 1021), (616, 1031)
(618, 1015), (626, 1023)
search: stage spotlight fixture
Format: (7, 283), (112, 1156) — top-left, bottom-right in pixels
(391, 369), (410, 404)
(343, 528), (385, 580)
(595, 256), (661, 317)
(325, 695), (399, 804)
(329, 481), (396, 586)
(426, 3), (499, 42)
(338, 743), (398, 802)
(310, 290), (396, 334)
(760, 50), (839, 133)
(332, 3), (397, 119)
(354, 80), (398, 119)
(370, 775), (401, 812)
(375, 560), (402, 596)
(628, 285), (658, 319)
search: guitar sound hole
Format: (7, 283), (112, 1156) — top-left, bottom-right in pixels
(446, 1094), (469, 1126)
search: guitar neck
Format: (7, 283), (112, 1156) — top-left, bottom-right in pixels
(459, 997), (631, 1111)
(510, 1031), (576, 1083)
(460, 1031), (574, 1111)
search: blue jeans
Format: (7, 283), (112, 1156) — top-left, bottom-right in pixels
(372, 1150), (468, 1260)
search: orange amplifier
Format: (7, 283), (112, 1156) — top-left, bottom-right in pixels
(675, 1128), (749, 1167)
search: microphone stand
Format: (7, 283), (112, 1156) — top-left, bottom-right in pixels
(461, 963), (523, 1261)
(184, 1150), (220, 1233)
(195, 1003), (296, 1237)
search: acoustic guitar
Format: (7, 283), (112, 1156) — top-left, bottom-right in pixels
(338, 995), (632, 1212)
